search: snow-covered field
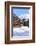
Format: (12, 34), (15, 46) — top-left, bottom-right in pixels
(13, 26), (30, 32)
(13, 26), (30, 37)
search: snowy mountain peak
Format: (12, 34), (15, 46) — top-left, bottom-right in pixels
(18, 14), (30, 20)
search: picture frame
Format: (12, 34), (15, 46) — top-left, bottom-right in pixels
(5, 1), (35, 44)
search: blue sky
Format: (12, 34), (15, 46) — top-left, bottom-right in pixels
(12, 8), (30, 16)
(11, 8), (31, 19)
